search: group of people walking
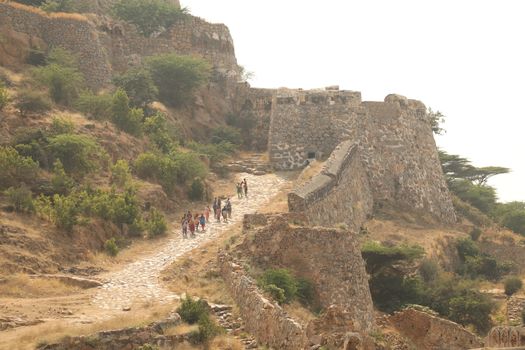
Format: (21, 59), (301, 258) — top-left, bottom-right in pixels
(181, 186), (243, 238)
(236, 178), (248, 199)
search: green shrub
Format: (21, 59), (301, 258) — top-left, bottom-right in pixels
(111, 88), (143, 136)
(146, 207), (167, 237)
(104, 237), (119, 256)
(129, 217), (146, 237)
(493, 202), (525, 236)
(171, 152), (207, 184)
(419, 259), (440, 283)
(263, 284), (286, 304)
(187, 141), (236, 166)
(15, 89), (52, 116)
(189, 178), (205, 201)
(176, 295), (209, 324)
(5, 185), (34, 212)
(211, 125), (242, 146)
(0, 146), (39, 190)
(452, 196), (492, 227)
(0, 81), (9, 111)
(111, 160), (132, 187)
(226, 112), (256, 148)
(455, 237), (510, 281)
(504, 277), (523, 296)
(32, 48), (84, 105)
(13, 128), (50, 168)
(113, 68), (158, 108)
(113, 0), (188, 36)
(296, 277), (316, 306)
(146, 53), (210, 106)
(259, 269), (298, 304)
(448, 289), (494, 333)
(137, 345), (159, 350)
(51, 193), (78, 232)
(189, 314), (223, 344)
(47, 134), (107, 176)
(143, 113), (178, 153)
(49, 116), (74, 135)
(469, 227), (483, 241)
(51, 159), (74, 195)
(455, 237), (480, 262)
(74, 91), (112, 120)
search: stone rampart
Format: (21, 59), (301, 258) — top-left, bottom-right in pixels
(239, 213), (375, 334)
(0, 2), (111, 88)
(0, 2), (240, 89)
(218, 252), (308, 350)
(388, 308), (482, 350)
(288, 140), (373, 230)
(269, 89), (456, 224)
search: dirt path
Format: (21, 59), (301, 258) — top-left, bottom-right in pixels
(91, 173), (285, 311)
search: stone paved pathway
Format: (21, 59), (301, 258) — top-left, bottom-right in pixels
(92, 173), (284, 311)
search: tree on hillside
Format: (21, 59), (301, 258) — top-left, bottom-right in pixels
(112, 0), (188, 36)
(469, 166), (510, 186)
(113, 68), (158, 108)
(427, 108), (446, 135)
(146, 54), (211, 106)
(111, 88), (143, 136)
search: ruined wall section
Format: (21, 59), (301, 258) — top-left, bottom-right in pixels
(240, 214), (376, 334)
(269, 89), (363, 169)
(0, 2), (111, 88)
(358, 95), (456, 223)
(218, 252), (308, 350)
(288, 140), (373, 230)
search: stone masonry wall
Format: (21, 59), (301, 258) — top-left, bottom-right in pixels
(0, 2), (111, 88)
(388, 308), (482, 350)
(288, 140), (373, 230)
(240, 213), (376, 334)
(0, 2), (240, 89)
(218, 252), (309, 350)
(269, 88), (456, 223)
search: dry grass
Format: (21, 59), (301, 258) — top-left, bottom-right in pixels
(0, 302), (176, 350)
(3, 1), (89, 22)
(283, 301), (317, 325)
(209, 335), (245, 350)
(0, 274), (81, 298)
(164, 323), (198, 336)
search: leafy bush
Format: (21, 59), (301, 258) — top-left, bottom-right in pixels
(104, 237), (119, 256)
(113, 68), (158, 108)
(49, 116), (74, 135)
(455, 237), (511, 281)
(51, 193), (79, 232)
(143, 113), (177, 153)
(187, 141), (236, 166)
(5, 185), (34, 212)
(146, 207), (167, 237)
(452, 196), (493, 227)
(0, 81), (9, 111)
(504, 276), (523, 296)
(456, 238), (480, 262)
(259, 269), (298, 304)
(493, 202), (525, 236)
(211, 125), (242, 146)
(448, 288), (494, 333)
(146, 53), (210, 106)
(111, 88), (143, 136)
(32, 48), (84, 105)
(469, 227), (483, 241)
(263, 284), (286, 304)
(137, 344), (159, 350)
(419, 258), (440, 283)
(226, 112), (256, 148)
(51, 159), (74, 194)
(48, 134), (107, 176)
(361, 241), (425, 275)
(111, 160), (132, 187)
(74, 91), (112, 120)
(113, 0), (188, 36)
(177, 295), (209, 324)
(189, 178), (205, 201)
(15, 89), (52, 116)
(0, 146), (39, 190)
(189, 314), (223, 344)
(296, 277), (316, 307)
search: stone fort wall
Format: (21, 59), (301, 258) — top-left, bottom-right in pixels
(288, 140), (374, 230)
(269, 88), (456, 223)
(0, 1), (240, 88)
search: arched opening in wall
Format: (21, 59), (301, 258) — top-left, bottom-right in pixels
(307, 151), (316, 159)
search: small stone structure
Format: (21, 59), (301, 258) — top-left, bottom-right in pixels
(288, 140), (373, 230)
(486, 326), (525, 348)
(388, 308), (482, 350)
(218, 252), (309, 350)
(240, 213), (376, 334)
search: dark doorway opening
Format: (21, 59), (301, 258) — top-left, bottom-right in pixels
(307, 152), (316, 159)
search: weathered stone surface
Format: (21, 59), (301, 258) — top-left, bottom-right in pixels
(288, 140), (373, 230)
(29, 274), (103, 289)
(388, 308), (482, 350)
(268, 89), (456, 224)
(240, 213), (375, 334)
(218, 252), (309, 350)
(485, 326), (525, 348)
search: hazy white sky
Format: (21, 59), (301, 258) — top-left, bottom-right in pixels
(182, 0), (524, 202)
